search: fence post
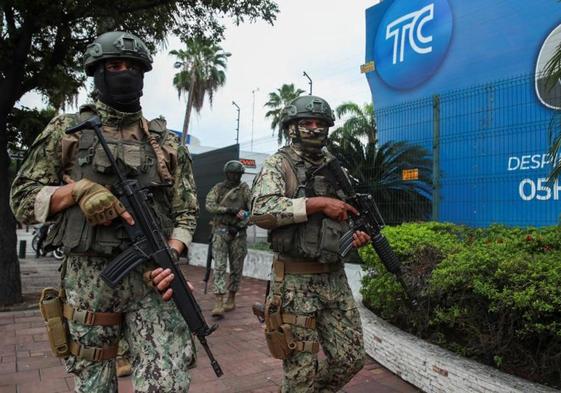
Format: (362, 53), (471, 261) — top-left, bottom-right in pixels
(432, 95), (441, 221)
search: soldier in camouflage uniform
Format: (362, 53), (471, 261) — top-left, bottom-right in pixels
(205, 160), (251, 317)
(11, 31), (198, 393)
(250, 95), (370, 392)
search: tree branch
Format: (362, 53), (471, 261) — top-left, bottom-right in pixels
(115, 0), (174, 13)
(69, 0), (175, 20)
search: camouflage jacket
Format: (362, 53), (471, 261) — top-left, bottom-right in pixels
(10, 101), (199, 248)
(250, 146), (312, 230)
(205, 181), (251, 228)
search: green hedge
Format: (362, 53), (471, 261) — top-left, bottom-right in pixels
(360, 222), (561, 388)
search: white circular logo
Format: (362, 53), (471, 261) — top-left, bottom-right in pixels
(535, 24), (561, 110)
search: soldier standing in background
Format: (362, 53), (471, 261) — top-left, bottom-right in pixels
(250, 95), (370, 392)
(205, 160), (251, 318)
(10, 31), (198, 392)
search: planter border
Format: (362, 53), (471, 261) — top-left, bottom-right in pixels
(188, 242), (559, 393)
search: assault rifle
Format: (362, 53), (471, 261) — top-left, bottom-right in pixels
(322, 153), (414, 303)
(203, 234), (213, 294)
(66, 116), (223, 377)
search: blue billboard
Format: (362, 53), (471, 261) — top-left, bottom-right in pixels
(365, 0), (561, 226)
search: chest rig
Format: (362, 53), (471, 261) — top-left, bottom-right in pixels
(269, 146), (350, 264)
(213, 181), (248, 228)
(49, 109), (174, 256)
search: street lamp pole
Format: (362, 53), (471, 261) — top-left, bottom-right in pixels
(251, 88), (259, 152)
(303, 71), (313, 95)
(232, 101), (240, 145)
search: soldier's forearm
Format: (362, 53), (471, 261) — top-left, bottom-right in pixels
(167, 238), (186, 255)
(49, 183), (76, 216)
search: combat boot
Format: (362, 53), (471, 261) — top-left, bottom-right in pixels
(211, 294), (224, 318)
(224, 291), (236, 312)
(116, 357), (132, 377)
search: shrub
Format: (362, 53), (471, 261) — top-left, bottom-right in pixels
(360, 222), (561, 388)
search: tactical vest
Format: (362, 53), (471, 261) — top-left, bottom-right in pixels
(212, 181), (249, 228)
(269, 147), (350, 264)
(47, 108), (174, 256)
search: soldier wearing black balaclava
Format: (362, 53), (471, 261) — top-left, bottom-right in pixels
(11, 31), (199, 392)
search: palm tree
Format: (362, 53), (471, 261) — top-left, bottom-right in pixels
(332, 102), (376, 145)
(170, 38), (230, 145)
(264, 83), (305, 144)
(328, 103), (432, 224)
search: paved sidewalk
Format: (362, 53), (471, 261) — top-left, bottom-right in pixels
(0, 256), (419, 393)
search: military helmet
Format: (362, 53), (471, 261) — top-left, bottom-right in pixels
(279, 95), (335, 130)
(223, 160), (245, 174)
(84, 31), (153, 76)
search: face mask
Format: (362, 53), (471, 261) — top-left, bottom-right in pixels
(94, 67), (144, 113)
(289, 123), (329, 158)
(225, 172), (242, 186)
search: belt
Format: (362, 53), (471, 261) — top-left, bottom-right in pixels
(273, 254), (343, 281)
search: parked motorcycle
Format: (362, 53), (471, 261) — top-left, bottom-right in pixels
(32, 225), (64, 260)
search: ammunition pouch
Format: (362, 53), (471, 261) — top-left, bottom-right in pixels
(39, 288), (70, 358)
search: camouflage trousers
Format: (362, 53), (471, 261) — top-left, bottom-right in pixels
(212, 228), (247, 295)
(271, 267), (365, 393)
(63, 255), (194, 393)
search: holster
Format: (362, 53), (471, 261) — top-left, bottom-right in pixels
(264, 295), (292, 360)
(39, 288), (70, 358)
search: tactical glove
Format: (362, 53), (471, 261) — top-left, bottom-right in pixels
(72, 178), (126, 225)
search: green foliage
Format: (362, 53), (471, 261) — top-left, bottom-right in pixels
(6, 106), (56, 151)
(328, 103), (432, 224)
(329, 101), (432, 223)
(332, 102), (376, 145)
(361, 222), (561, 387)
(264, 83), (305, 145)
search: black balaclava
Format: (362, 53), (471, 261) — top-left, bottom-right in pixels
(225, 172), (242, 187)
(94, 62), (144, 113)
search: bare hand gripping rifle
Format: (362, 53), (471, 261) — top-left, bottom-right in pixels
(66, 116), (223, 377)
(322, 154), (415, 303)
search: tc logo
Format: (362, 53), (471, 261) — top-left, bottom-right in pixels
(374, 0), (453, 90)
(386, 4), (434, 65)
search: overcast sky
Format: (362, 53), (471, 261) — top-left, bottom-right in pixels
(20, 0), (380, 154)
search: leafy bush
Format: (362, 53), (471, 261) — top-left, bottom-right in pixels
(360, 222), (561, 388)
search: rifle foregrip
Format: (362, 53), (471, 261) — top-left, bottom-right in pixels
(371, 233), (401, 275)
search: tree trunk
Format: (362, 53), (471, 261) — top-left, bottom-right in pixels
(0, 22), (35, 305)
(0, 108), (22, 306)
(181, 68), (196, 146)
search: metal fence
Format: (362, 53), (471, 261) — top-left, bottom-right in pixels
(372, 73), (561, 227)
